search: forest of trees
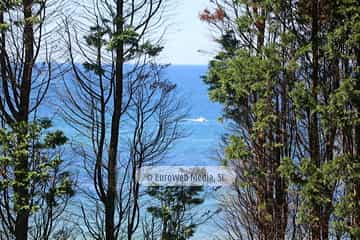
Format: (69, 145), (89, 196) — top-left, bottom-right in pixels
(0, 0), (359, 239)
(201, 0), (359, 239)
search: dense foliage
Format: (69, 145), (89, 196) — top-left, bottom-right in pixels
(202, 0), (360, 239)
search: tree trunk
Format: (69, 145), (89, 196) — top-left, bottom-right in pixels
(309, 0), (322, 239)
(105, 0), (124, 239)
(352, 49), (360, 239)
(14, 1), (34, 239)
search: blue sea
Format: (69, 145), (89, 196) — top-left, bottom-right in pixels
(44, 64), (226, 165)
(155, 65), (226, 239)
(42, 65), (226, 239)
(161, 65), (225, 166)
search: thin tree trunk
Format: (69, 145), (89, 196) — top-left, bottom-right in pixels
(14, 1), (34, 239)
(352, 49), (360, 239)
(105, 0), (124, 239)
(309, 0), (322, 239)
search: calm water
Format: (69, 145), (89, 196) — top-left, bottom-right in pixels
(162, 65), (225, 166)
(41, 64), (226, 239)
(152, 65), (226, 239)
(44, 64), (225, 166)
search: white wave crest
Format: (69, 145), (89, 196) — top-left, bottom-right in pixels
(184, 117), (208, 123)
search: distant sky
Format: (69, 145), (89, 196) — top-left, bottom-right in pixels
(158, 0), (218, 65)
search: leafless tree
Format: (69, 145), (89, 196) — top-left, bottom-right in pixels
(60, 1), (186, 239)
(61, 62), (185, 239)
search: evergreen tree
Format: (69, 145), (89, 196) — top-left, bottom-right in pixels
(146, 186), (207, 240)
(201, 0), (360, 239)
(0, 119), (74, 239)
(0, 0), (67, 239)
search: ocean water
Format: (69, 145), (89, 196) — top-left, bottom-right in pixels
(41, 64), (226, 239)
(45, 64), (225, 166)
(161, 65), (225, 166)
(151, 65), (227, 239)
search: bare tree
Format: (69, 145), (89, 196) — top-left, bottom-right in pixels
(61, 63), (185, 239)
(60, 1), (185, 239)
(122, 65), (186, 239)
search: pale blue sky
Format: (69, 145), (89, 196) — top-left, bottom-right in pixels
(159, 0), (218, 65)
